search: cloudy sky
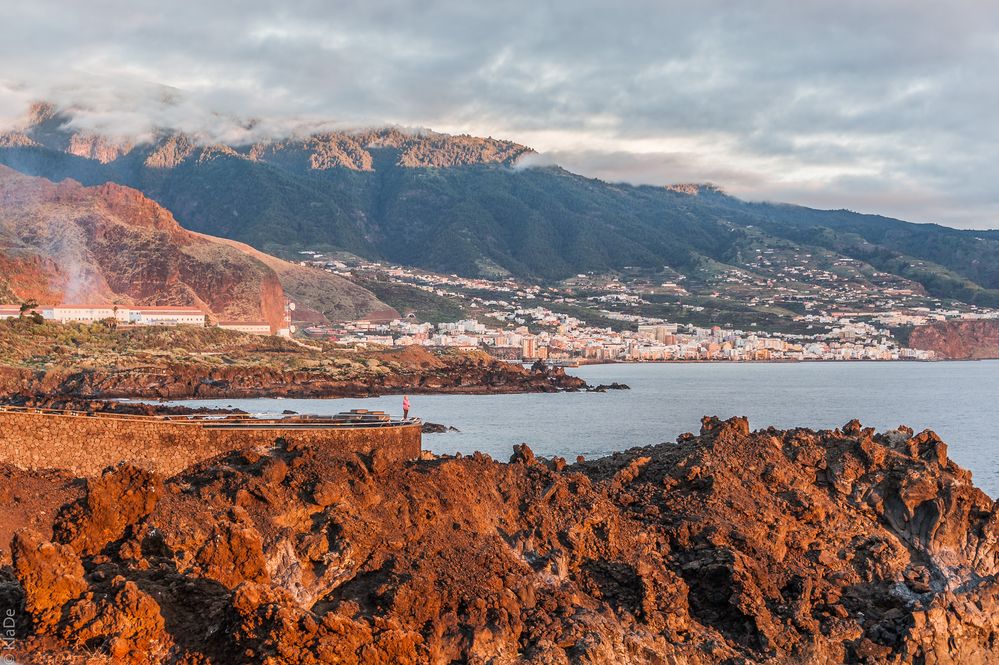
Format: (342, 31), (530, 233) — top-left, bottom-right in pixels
(2, 0), (998, 228)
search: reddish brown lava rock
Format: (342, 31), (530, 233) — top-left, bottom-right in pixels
(53, 464), (163, 556)
(0, 347), (587, 403)
(0, 417), (996, 663)
(908, 319), (999, 359)
(0, 164), (290, 330)
(10, 529), (87, 631)
(59, 577), (169, 663)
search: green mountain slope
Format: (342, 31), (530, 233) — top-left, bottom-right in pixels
(2, 105), (998, 308)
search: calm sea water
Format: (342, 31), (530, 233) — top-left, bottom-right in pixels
(158, 361), (999, 498)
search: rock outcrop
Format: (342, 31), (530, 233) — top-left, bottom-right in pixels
(0, 345), (587, 402)
(3, 106), (534, 172)
(0, 165), (285, 328)
(1, 417), (996, 663)
(909, 319), (999, 359)
(0, 166), (391, 325)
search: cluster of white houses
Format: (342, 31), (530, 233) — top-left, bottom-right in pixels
(0, 304), (277, 335)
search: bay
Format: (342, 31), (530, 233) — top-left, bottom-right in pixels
(159, 361), (999, 498)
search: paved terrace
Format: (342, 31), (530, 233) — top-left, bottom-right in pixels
(0, 406), (422, 476)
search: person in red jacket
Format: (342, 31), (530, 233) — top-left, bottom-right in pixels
(402, 395), (410, 420)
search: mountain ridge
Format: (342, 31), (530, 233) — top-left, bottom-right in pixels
(1, 102), (534, 171)
(3, 103), (999, 314)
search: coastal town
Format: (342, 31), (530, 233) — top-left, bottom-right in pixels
(4, 250), (998, 363)
(305, 310), (939, 361)
(288, 253), (999, 362)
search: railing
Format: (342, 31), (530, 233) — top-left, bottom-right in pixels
(0, 404), (419, 429)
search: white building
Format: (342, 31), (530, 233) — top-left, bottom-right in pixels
(128, 307), (206, 326)
(218, 321), (273, 335)
(0, 305), (23, 320)
(637, 323), (679, 343)
(16, 304), (209, 327)
(47, 304), (129, 324)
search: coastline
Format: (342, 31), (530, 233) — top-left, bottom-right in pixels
(0, 360), (589, 409)
(4, 416), (997, 663)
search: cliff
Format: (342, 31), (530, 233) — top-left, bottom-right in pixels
(1, 105), (533, 172)
(908, 319), (999, 359)
(0, 165), (285, 328)
(0, 416), (996, 663)
(0, 166), (391, 325)
(246, 127), (534, 170)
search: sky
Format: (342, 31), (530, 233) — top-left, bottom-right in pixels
(1, 1), (998, 229)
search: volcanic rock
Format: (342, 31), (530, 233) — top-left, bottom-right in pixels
(0, 165), (391, 325)
(1, 417), (996, 663)
(589, 382), (631, 392)
(908, 319), (999, 359)
(420, 422), (460, 434)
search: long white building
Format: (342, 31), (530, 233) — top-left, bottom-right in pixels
(0, 304), (207, 327)
(217, 321), (273, 335)
(127, 306), (207, 326)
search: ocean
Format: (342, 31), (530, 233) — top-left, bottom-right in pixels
(158, 360), (999, 498)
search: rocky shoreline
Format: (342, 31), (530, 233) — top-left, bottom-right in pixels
(0, 416), (996, 663)
(0, 356), (587, 408)
(0, 323), (589, 410)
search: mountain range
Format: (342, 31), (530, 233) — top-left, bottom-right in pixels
(2, 103), (999, 309)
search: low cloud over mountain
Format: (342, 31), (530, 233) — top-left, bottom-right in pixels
(2, 1), (999, 228)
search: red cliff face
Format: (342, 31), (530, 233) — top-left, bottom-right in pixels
(67, 133), (133, 164)
(909, 320), (999, 359)
(258, 272), (288, 333)
(92, 181), (185, 234)
(0, 417), (996, 664)
(0, 165), (285, 328)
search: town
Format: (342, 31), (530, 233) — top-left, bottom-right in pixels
(288, 253), (999, 362)
(7, 247), (999, 363)
(304, 311), (940, 361)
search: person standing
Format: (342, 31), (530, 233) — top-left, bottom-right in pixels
(402, 395), (410, 420)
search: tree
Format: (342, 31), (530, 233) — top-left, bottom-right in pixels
(18, 299), (38, 317)
(105, 305), (120, 330)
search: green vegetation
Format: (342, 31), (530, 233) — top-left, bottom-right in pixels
(0, 319), (298, 370)
(5, 138), (999, 311)
(0, 319), (438, 381)
(356, 278), (469, 323)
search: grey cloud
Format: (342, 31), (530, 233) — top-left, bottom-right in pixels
(1, 0), (998, 228)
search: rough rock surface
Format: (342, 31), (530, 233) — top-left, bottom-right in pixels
(0, 350), (586, 402)
(0, 165), (391, 325)
(909, 319), (999, 359)
(0, 165), (287, 329)
(1, 417), (996, 663)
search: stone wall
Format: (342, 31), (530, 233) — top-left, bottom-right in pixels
(0, 411), (421, 477)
